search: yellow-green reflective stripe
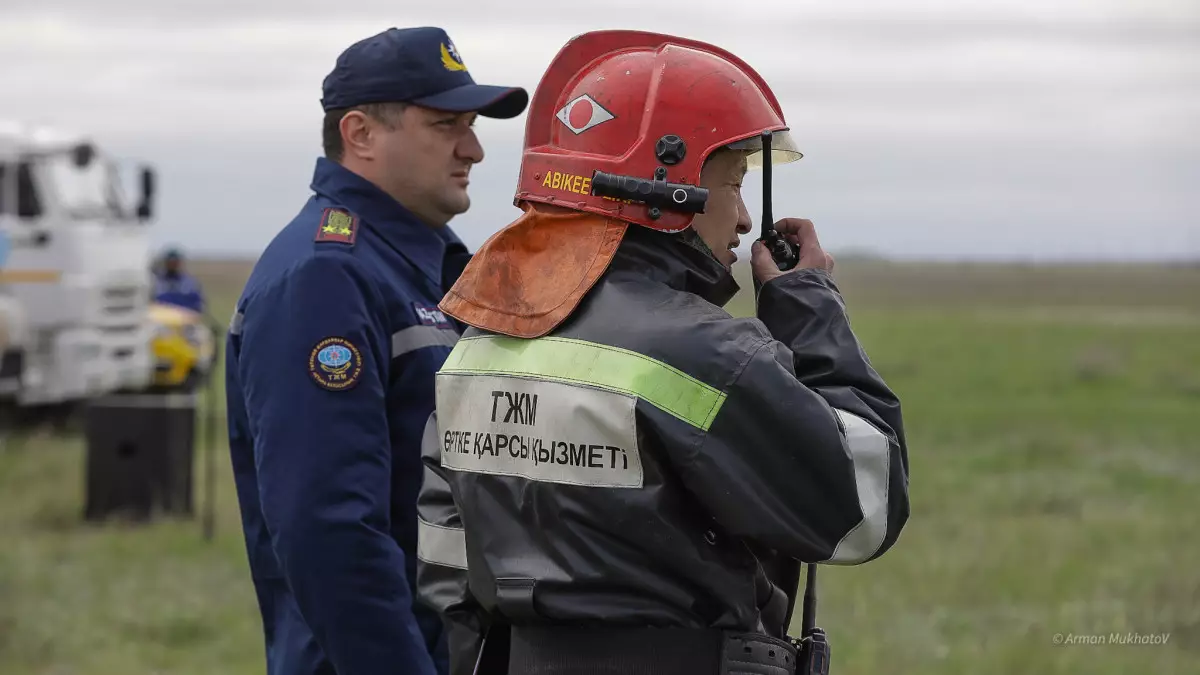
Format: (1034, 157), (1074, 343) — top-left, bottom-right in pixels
(440, 335), (726, 431)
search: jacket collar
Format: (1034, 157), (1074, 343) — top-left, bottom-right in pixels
(309, 157), (467, 290)
(606, 225), (741, 307)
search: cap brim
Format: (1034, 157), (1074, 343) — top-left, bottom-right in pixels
(412, 83), (529, 119)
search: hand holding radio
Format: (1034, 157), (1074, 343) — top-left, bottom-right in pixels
(751, 218), (834, 284)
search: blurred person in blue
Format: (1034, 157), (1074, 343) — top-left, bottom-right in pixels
(152, 247), (206, 314)
(223, 27), (528, 675)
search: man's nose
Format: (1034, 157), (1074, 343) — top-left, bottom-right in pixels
(735, 197), (753, 234)
(457, 128), (485, 164)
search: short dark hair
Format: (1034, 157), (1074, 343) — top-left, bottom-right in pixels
(322, 102), (410, 161)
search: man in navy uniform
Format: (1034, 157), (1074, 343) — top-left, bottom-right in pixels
(224, 27), (528, 675)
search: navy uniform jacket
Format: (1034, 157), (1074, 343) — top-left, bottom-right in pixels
(225, 157), (469, 675)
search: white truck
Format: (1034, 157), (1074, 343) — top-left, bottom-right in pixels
(0, 119), (158, 410)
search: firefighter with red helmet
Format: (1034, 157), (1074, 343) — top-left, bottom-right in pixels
(415, 30), (910, 675)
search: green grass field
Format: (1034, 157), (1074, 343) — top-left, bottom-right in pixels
(2, 259), (1199, 674)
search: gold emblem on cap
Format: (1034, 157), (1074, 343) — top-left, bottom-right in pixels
(441, 42), (467, 72)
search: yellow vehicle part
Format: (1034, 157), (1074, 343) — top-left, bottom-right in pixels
(148, 302), (214, 390)
(152, 331), (196, 388)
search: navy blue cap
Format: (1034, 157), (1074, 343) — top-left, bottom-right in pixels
(321, 27), (528, 119)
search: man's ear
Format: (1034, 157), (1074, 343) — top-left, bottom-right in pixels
(340, 110), (375, 160)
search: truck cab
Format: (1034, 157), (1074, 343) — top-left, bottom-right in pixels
(0, 120), (157, 407)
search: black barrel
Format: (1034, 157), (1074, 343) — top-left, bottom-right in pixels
(83, 392), (197, 522)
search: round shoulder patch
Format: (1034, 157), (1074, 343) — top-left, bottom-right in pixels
(309, 337), (363, 391)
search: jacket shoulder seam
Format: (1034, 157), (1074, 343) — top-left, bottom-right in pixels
(685, 335), (772, 458)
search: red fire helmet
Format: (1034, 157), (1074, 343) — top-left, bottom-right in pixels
(514, 30), (803, 233)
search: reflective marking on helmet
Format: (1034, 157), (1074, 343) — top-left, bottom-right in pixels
(541, 170), (592, 195)
(438, 335), (726, 431)
(540, 169), (634, 203)
(555, 94), (615, 135)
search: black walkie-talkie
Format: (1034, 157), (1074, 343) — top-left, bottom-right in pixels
(758, 130), (798, 271)
(758, 130), (826, 672)
(795, 563), (831, 675)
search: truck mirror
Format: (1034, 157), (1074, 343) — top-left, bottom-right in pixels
(72, 143), (95, 168)
(137, 166), (156, 220)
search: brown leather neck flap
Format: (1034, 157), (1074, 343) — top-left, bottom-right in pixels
(439, 204), (629, 338)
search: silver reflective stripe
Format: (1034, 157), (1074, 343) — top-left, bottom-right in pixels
(392, 325), (457, 357)
(827, 409), (891, 564)
(417, 518), (468, 570)
(229, 310), (244, 336)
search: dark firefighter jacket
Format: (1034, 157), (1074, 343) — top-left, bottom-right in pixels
(415, 223), (910, 675)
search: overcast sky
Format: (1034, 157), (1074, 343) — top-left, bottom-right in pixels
(2, 0), (1196, 261)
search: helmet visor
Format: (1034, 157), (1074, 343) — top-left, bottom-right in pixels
(724, 129), (804, 170)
